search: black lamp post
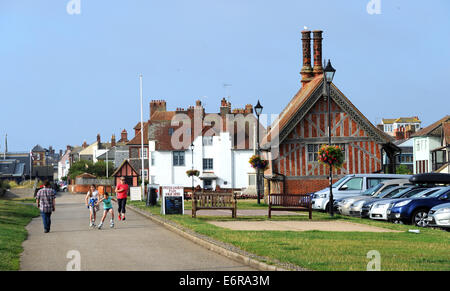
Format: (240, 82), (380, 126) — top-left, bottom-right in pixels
(323, 59), (336, 216)
(190, 142), (194, 194)
(254, 100), (263, 204)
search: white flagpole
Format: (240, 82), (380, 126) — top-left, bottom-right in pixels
(140, 74), (145, 201)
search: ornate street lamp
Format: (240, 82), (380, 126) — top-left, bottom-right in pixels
(323, 59), (336, 216)
(254, 100), (263, 204)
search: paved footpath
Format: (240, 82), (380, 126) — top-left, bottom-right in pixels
(20, 192), (255, 271)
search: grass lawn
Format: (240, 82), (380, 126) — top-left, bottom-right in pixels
(129, 200), (450, 271)
(0, 199), (40, 270)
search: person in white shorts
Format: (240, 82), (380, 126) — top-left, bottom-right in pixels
(85, 185), (99, 228)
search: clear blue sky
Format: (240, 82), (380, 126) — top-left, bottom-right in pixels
(1, 0), (449, 152)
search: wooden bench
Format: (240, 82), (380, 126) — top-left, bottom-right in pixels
(192, 191), (237, 218)
(268, 194), (312, 219)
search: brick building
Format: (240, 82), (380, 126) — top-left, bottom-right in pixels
(262, 30), (397, 194)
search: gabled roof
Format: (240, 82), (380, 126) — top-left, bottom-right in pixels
(111, 159), (139, 177)
(127, 122), (149, 146)
(411, 115), (450, 137)
(263, 75), (392, 148)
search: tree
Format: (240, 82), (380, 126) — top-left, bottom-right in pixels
(396, 164), (412, 175)
(68, 160), (115, 180)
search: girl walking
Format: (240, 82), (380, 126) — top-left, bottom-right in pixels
(97, 192), (114, 229)
(85, 185), (99, 228)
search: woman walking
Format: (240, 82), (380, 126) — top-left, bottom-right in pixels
(85, 185), (99, 228)
(116, 177), (129, 221)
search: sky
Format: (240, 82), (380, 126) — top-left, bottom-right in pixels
(1, 0), (449, 152)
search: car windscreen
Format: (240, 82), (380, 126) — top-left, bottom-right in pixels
(391, 188), (421, 198)
(398, 188), (429, 198)
(362, 184), (383, 196)
(411, 188), (440, 198)
(332, 176), (348, 188)
(427, 187), (450, 198)
(379, 187), (407, 198)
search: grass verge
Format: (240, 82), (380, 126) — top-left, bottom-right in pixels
(129, 200), (450, 271)
(0, 199), (40, 270)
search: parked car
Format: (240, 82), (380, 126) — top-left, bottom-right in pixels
(359, 186), (413, 218)
(345, 185), (413, 217)
(336, 179), (413, 216)
(426, 203), (450, 230)
(369, 187), (443, 221)
(312, 174), (411, 212)
(387, 186), (450, 227)
(60, 184), (68, 192)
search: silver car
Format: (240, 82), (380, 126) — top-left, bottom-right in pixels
(427, 203), (450, 229)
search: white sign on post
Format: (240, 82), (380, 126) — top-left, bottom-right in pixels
(130, 187), (142, 201)
(161, 185), (184, 215)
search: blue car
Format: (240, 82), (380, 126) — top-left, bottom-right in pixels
(387, 186), (450, 227)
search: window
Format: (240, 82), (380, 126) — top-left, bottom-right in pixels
(248, 174), (256, 186)
(307, 144), (320, 162)
(141, 169), (148, 181)
(173, 151), (185, 166)
(139, 148), (148, 159)
(340, 177), (363, 191)
(202, 136), (213, 146)
(203, 158), (213, 170)
(150, 152), (155, 166)
(168, 128), (174, 136)
(204, 180), (213, 190)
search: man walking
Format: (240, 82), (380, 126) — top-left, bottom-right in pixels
(36, 181), (56, 233)
(116, 177), (129, 221)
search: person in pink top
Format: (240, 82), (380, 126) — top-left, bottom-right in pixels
(116, 177), (129, 221)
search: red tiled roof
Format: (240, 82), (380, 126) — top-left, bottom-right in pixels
(444, 122), (450, 145)
(127, 121), (149, 145)
(147, 107), (261, 151)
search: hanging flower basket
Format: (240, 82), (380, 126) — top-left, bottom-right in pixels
(186, 169), (200, 177)
(249, 155), (269, 171)
(318, 145), (345, 169)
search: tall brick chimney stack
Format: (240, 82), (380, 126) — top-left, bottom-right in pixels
(97, 134), (101, 144)
(312, 30), (323, 76)
(300, 30), (313, 86)
(119, 129), (128, 143)
(220, 98), (231, 116)
(150, 100), (167, 119)
(111, 134), (116, 147)
(82, 141), (88, 149)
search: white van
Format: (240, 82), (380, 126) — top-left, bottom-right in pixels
(311, 174), (412, 211)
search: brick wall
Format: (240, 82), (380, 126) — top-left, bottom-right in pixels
(285, 179), (329, 194)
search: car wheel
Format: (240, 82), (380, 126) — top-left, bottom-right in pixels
(412, 209), (429, 227)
